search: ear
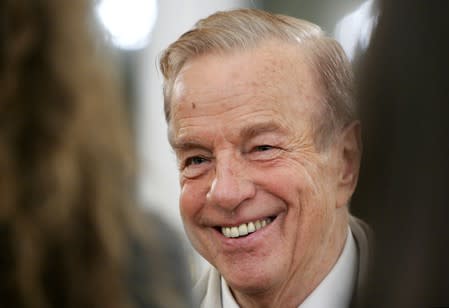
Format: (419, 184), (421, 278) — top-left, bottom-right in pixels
(335, 121), (362, 208)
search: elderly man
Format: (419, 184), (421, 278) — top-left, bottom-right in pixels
(159, 9), (371, 308)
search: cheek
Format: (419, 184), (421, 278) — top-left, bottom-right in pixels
(282, 154), (335, 202)
(179, 181), (216, 259)
(179, 183), (197, 220)
(257, 158), (333, 233)
(179, 179), (208, 221)
(257, 159), (315, 203)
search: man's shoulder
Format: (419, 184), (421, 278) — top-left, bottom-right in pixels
(193, 266), (215, 297)
(193, 265), (222, 308)
(349, 215), (374, 307)
(349, 215), (373, 263)
(350, 216), (372, 238)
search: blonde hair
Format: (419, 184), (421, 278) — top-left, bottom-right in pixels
(160, 8), (355, 148)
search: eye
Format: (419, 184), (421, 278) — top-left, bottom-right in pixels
(185, 156), (208, 167)
(180, 155), (212, 178)
(254, 145), (274, 152)
(246, 144), (282, 161)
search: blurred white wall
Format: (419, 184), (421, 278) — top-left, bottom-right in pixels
(135, 0), (257, 277)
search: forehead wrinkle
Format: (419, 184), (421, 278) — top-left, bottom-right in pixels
(173, 90), (281, 129)
(178, 82), (273, 104)
(170, 89), (294, 144)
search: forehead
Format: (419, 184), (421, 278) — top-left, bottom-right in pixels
(169, 40), (322, 139)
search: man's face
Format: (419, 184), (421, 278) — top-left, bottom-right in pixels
(169, 41), (355, 296)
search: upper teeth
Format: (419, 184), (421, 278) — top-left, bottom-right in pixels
(221, 218), (272, 238)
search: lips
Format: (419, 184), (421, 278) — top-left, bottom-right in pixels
(220, 217), (273, 238)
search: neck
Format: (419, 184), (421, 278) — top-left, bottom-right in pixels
(231, 210), (349, 308)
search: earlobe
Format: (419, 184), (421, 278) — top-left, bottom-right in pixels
(336, 121), (362, 207)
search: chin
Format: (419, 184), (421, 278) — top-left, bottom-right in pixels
(227, 275), (275, 296)
(220, 260), (279, 294)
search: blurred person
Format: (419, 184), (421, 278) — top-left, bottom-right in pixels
(160, 9), (372, 308)
(0, 0), (192, 308)
(352, 0), (449, 307)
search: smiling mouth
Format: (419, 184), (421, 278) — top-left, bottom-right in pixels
(218, 217), (275, 239)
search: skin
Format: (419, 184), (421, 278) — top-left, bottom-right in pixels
(169, 40), (361, 308)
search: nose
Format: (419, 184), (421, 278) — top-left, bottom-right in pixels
(206, 155), (255, 212)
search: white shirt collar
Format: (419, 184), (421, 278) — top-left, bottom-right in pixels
(221, 275), (240, 308)
(221, 227), (358, 308)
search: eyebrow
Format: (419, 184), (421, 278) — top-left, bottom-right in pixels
(171, 140), (210, 153)
(239, 121), (286, 139)
(169, 130), (209, 152)
(169, 121), (286, 151)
